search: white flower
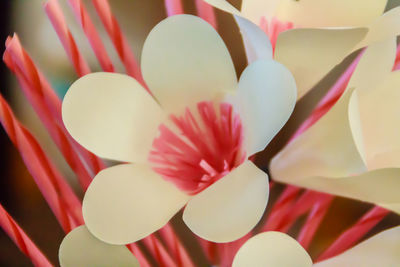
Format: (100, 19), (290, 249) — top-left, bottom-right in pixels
(62, 15), (296, 245)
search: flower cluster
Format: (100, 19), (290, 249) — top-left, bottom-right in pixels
(0, 0), (400, 266)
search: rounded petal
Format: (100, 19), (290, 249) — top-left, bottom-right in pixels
(83, 164), (189, 245)
(59, 225), (139, 267)
(141, 15), (237, 113)
(275, 28), (368, 99)
(232, 59), (296, 156)
(270, 88), (367, 186)
(275, 0), (387, 28)
(357, 7), (400, 49)
(232, 231), (312, 267)
(62, 72), (164, 163)
(348, 38), (396, 94)
(315, 226), (400, 267)
(360, 72), (400, 169)
(203, 1), (273, 63)
(183, 161), (269, 243)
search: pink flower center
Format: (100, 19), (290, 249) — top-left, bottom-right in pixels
(259, 17), (295, 53)
(149, 101), (246, 195)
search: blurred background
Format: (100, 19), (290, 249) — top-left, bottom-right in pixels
(1, 0), (400, 266)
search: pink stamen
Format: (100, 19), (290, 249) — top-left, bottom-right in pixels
(259, 17), (294, 53)
(149, 101), (245, 195)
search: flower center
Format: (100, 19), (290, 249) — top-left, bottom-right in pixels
(149, 101), (246, 195)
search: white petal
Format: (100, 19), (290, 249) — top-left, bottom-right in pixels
(361, 72), (400, 169)
(59, 225), (139, 267)
(348, 38), (396, 94)
(315, 226), (400, 267)
(83, 164), (189, 245)
(275, 28), (368, 99)
(355, 45), (400, 168)
(141, 15), (237, 113)
(357, 7), (400, 49)
(232, 231), (312, 267)
(234, 16), (273, 63)
(231, 59), (296, 156)
(241, 0), (282, 24)
(183, 161), (269, 243)
(62, 72), (164, 163)
(275, 0), (387, 28)
(270, 88), (367, 186)
(203, 1), (273, 62)
(203, 0), (241, 15)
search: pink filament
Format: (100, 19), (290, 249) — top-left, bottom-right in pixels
(259, 17), (294, 52)
(149, 101), (245, 195)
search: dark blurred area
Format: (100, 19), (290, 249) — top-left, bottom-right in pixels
(1, 1), (400, 266)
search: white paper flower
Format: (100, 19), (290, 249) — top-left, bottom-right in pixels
(205, 0), (400, 99)
(62, 15), (297, 245)
(270, 38), (400, 213)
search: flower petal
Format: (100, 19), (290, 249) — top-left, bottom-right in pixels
(348, 38), (396, 94)
(270, 88), (367, 187)
(275, 0), (387, 28)
(83, 164), (189, 245)
(62, 72), (164, 163)
(203, 0), (273, 62)
(183, 161), (269, 243)
(357, 7), (400, 49)
(275, 28), (368, 99)
(315, 226), (400, 267)
(232, 231), (312, 267)
(231, 59), (296, 156)
(141, 15), (237, 113)
(59, 225), (139, 267)
(355, 42), (400, 168)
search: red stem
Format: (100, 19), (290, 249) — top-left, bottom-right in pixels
(0, 94), (83, 232)
(44, 0), (91, 77)
(67, 0), (114, 72)
(0, 204), (53, 267)
(91, 0), (147, 87)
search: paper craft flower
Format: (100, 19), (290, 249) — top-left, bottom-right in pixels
(270, 38), (400, 213)
(205, 0), (400, 99)
(62, 14), (296, 245)
(232, 226), (400, 267)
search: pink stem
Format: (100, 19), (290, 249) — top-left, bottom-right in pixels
(3, 35), (105, 190)
(0, 204), (53, 267)
(158, 224), (196, 267)
(164, 0), (184, 16)
(316, 206), (389, 261)
(262, 186), (301, 231)
(142, 235), (178, 267)
(127, 244), (153, 267)
(44, 0), (91, 77)
(297, 196), (333, 249)
(0, 94), (83, 232)
(91, 0), (147, 87)
(67, 0), (114, 72)
(195, 0), (217, 29)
